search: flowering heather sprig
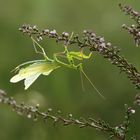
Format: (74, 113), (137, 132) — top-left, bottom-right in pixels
(19, 24), (140, 89)
(119, 4), (140, 25)
(122, 24), (140, 46)
(134, 94), (140, 106)
(0, 89), (116, 137)
(19, 24), (69, 42)
(119, 4), (140, 46)
(0, 90), (103, 129)
(0, 89), (136, 140)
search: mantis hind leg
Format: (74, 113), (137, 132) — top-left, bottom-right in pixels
(77, 64), (105, 99)
(79, 68), (85, 92)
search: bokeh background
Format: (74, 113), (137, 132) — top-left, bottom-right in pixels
(0, 0), (140, 139)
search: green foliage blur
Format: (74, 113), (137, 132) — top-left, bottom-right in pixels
(0, 0), (140, 139)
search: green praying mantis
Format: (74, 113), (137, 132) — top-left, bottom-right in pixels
(10, 35), (104, 99)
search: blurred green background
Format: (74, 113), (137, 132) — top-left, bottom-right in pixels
(0, 0), (140, 139)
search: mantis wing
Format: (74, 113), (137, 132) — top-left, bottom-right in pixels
(24, 68), (57, 90)
(10, 61), (60, 89)
(24, 73), (41, 90)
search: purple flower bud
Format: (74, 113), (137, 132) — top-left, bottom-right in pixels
(99, 43), (106, 48)
(50, 30), (57, 35)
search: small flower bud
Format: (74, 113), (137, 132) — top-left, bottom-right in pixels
(131, 24), (135, 28)
(48, 108), (52, 112)
(122, 24), (126, 28)
(43, 29), (49, 34)
(133, 11), (139, 16)
(99, 37), (105, 43)
(83, 30), (87, 34)
(27, 114), (32, 118)
(37, 36), (43, 41)
(106, 42), (112, 47)
(62, 32), (69, 38)
(90, 33), (96, 38)
(128, 107), (135, 114)
(0, 89), (6, 96)
(68, 114), (73, 118)
(33, 25), (37, 29)
(50, 30), (57, 35)
(137, 32), (140, 37)
(130, 109), (135, 114)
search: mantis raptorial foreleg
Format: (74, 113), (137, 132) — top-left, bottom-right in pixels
(52, 31), (74, 58)
(31, 37), (53, 62)
(53, 46), (75, 67)
(31, 37), (46, 56)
